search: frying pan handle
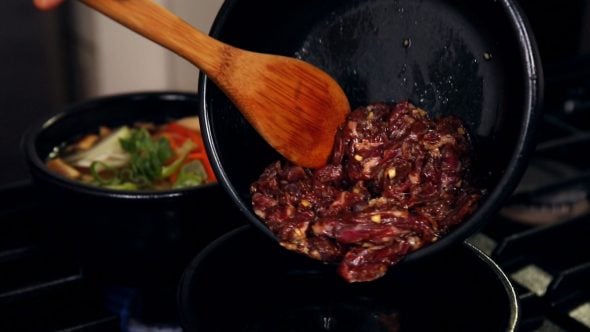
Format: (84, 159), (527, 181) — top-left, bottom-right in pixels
(79, 0), (229, 75)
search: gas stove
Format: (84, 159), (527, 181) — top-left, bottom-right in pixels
(2, 63), (590, 332)
(469, 56), (590, 332)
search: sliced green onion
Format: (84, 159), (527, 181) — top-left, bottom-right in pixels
(104, 182), (139, 190)
(161, 139), (197, 178)
(173, 160), (207, 189)
(90, 161), (118, 185)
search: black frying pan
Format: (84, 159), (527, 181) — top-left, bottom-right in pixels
(198, 0), (542, 263)
(178, 226), (519, 331)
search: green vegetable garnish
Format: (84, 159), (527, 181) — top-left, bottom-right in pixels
(173, 160), (207, 189)
(119, 128), (173, 182)
(90, 161), (118, 185)
(85, 127), (202, 190)
(161, 139), (197, 178)
(104, 182), (139, 190)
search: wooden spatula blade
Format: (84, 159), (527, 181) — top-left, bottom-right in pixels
(222, 53), (350, 168)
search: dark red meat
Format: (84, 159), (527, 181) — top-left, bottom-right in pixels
(251, 101), (481, 282)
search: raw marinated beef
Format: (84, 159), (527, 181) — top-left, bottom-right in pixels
(251, 101), (481, 282)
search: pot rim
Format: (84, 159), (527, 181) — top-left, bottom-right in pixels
(23, 91), (216, 200)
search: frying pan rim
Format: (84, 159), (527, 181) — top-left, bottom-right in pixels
(198, 0), (544, 261)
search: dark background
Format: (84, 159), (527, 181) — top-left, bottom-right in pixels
(0, 1), (78, 185)
(1, 0), (590, 187)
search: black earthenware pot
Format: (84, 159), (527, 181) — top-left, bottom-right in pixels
(24, 92), (244, 286)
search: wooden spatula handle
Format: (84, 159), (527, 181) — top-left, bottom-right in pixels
(80, 0), (227, 75)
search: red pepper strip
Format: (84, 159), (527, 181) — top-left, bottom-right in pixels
(170, 170), (179, 184)
(164, 123), (203, 150)
(161, 123), (217, 183)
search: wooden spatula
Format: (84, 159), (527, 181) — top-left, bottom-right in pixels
(79, 0), (350, 168)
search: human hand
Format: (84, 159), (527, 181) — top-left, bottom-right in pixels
(33, 0), (64, 10)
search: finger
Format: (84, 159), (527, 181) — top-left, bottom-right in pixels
(33, 0), (64, 11)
